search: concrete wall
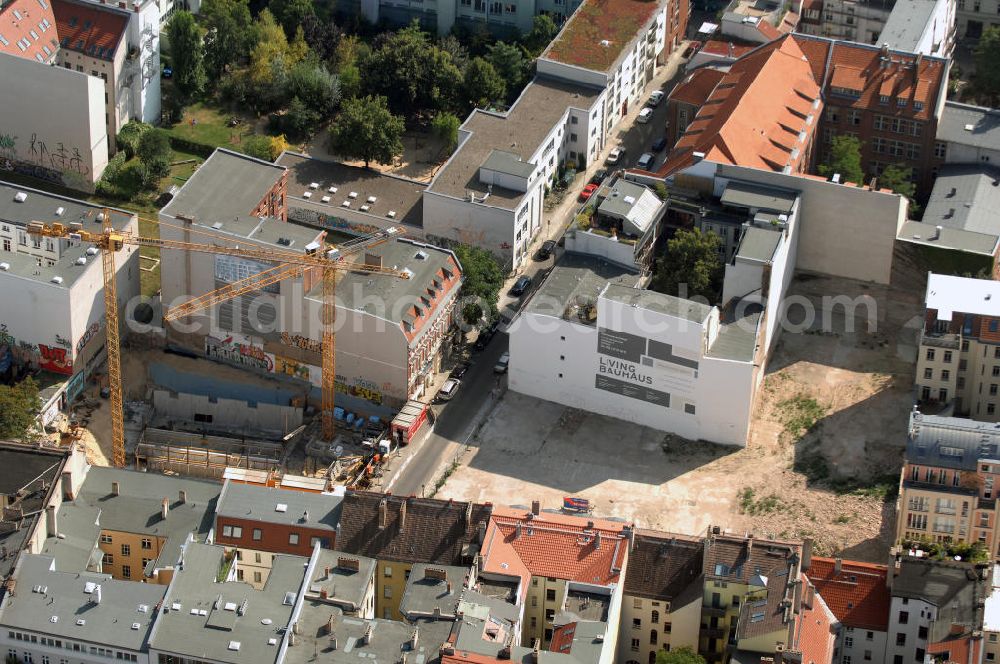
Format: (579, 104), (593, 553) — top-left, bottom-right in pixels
(152, 389), (303, 433)
(0, 52), (109, 187)
(714, 163), (906, 284)
(423, 191), (518, 267)
(565, 230), (639, 268)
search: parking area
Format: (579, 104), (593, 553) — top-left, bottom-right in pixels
(434, 266), (925, 562)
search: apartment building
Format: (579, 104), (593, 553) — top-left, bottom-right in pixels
(915, 273), (1000, 417)
(214, 480), (343, 587)
(618, 531), (704, 664)
(885, 554), (990, 664)
(305, 548), (378, 619)
(804, 557), (891, 663)
(896, 409), (1000, 562)
(0, 182), (139, 401)
(336, 492), (492, 621)
(477, 505), (628, 651)
(986, 566), (1000, 664)
(937, 101), (1000, 166)
(954, 0), (1000, 40)
(423, 0), (687, 269)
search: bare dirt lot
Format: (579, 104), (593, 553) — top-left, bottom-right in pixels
(435, 267), (925, 561)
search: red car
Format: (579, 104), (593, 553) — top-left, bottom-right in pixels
(579, 183), (598, 201)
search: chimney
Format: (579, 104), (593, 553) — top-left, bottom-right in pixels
(477, 520), (487, 544)
(399, 500), (407, 530)
(834, 558), (842, 576)
(61, 471), (74, 501)
(801, 538), (813, 571)
(933, 225), (942, 240)
(161, 497), (169, 520)
(532, 639), (541, 663)
(117, 0), (125, 6)
(94, 584), (102, 604)
(447, 581), (453, 594)
(293, 621), (301, 635)
(594, 531), (602, 550)
(746, 533), (753, 556)
(378, 498), (388, 529)
(329, 633), (338, 650)
(363, 624), (374, 646)
(880, 42), (889, 57)
(465, 502), (474, 532)
(728, 41), (734, 58)
(45, 504), (56, 537)
(775, 643), (785, 664)
(112, 481), (120, 496)
(515, 522), (523, 539)
(531, 500), (540, 516)
(425, 567), (448, 582)
(289, 631), (297, 647)
(692, 151), (706, 163)
(320, 588), (329, 599)
(325, 565), (332, 578)
(337, 557), (360, 572)
(178, 490), (187, 504)
(323, 614), (335, 635)
(409, 628), (419, 651)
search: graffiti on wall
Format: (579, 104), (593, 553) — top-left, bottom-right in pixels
(274, 355), (311, 381)
(279, 332), (322, 354)
(75, 321), (102, 355)
(205, 334), (275, 373)
(333, 373), (384, 405)
(38, 344), (73, 375)
(0, 131), (93, 191)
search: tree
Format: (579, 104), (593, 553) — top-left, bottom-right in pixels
(523, 14), (558, 55)
(137, 129), (171, 187)
(656, 647), (706, 664)
(651, 228), (723, 302)
(452, 244), (504, 324)
(338, 64), (361, 99)
(464, 57), (506, 108)
(286, 62), (340, 116)
(268, 0), (315, 40)
(200, 0), (252, 78)
(116, 120), (150, 160)
(301, 14), (342, 63)
(166, 11), (207, 100)
(487, 41), (527, 101)
(431, 111), (460, 152)
(271, 96), (320, 139)
(878, 164), (916, 200)
(975, 27), (1000, 103)
(329, 95), (405, 168)
(818, 134), (863, 186)
(0, 378), (39, 441)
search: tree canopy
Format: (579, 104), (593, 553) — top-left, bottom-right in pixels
(486, 41), (528, 103)
(166, 11), (207, 100)
(328, 95), (405, 168)
(464, 57), (506, 108)
(651, 228), (723, 302)
(819, 134), (864, 186)
(878, 164), (916, 200)
(452, 244), (504, 324)
(656, 647), (706, 664)
(431, 112), (461, 153)
(523, 14), (558, 55)
(200, 0), (252, 78)
(975, 27), (1000, 104)
(0, 378), (40, 441)
(268, 0), (315, 39)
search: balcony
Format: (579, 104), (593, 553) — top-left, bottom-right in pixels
(701, 628), (726, 639)
(703, 606), (727, 617)
(932, 524), (956, 535)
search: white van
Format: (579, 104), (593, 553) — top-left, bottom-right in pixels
(637, 108), (654, 123)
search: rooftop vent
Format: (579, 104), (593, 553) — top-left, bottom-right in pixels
(965, 124), (975, 131)
(387, 211), (396, 218)
(212, 222), (223, 230)
(76, 619), (86, 626)
(415, 251), (428, 260)
(342, 201), (351, 208)
(283, 592), (296, 606)
(97, 212), (105, 222)
(600, 39), (611, 47)
(50, 616), (58, 623)
(138, 604), (149, 613)
(303, 191), (312, 199)
(13, 192), (27, 203)
(55, 206), (64, 216)
(309, 182), (319, 190)
(224, 602), (237, 612)
(321, 196), (331, 203)
(360, 205), (370, 212)
(51, 276), (64, 284)
(367, 196), (377, 204)
(276, 503), (288, 512)
(0, 263), (9, 272)
(228, 642), (241, 652)
(131, 623), (140, 630)
(348, 191), (358, 199)
(328, 186), (338, 194)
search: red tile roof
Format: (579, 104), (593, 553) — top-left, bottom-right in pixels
(52, 0), (127, 61)
(805, 557), (890, 632)
(699, 38), (757, 59)
(549, 622), (577, 654)
(480, 507), (629, 593)
(669, 67), (726, 105)
(542, 0), (662, 73)
(0, 0), (58, 63)
(658, 36), (821, 176)
(796, 574), (838, 664)
(756, 20), (781, 41)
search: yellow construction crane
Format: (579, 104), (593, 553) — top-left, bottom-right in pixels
(28, 216), (408, 467)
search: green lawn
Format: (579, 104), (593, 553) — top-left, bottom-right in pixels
(162, 102), (257, 150)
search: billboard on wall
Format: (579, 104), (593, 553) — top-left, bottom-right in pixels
(594, 328), (698, 408)
(214, 255), (281, 294)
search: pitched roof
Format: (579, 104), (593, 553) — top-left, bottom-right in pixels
(0, 0), (58, 63)
(805, 557), (890, 632)
(52, 0), (128, 61)
(479, 507), (629, 590)
(336, 491), (491, 565)
(703, 533), (800, 585)
(669, 67), (727, 106)
(659, 36), (821, 176)
(795, 574), (838, 664)
(623, 530), (703, 601)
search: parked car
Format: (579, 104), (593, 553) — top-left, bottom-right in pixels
(537, 240), (556, 260)
(637, 152), (655, 170)
(436, 379), (461, 402)
(161, 66), (173, 78)
(605, 147), (626, 165)
(509, 275), (532, 297)
(450, 362), (470, 379)
(590, 169), (609, 185)
(651, 137), (669, 152)
(494, 352), (510, 374)
(579, 183), (598, 201)
(637, 108), (654, 123)
(475, 322), (497, 350)
(647, 90), (665, 107)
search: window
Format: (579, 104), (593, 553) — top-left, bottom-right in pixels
(121, 544), (130, 556)
(990, 404), (997, 415)
(898, 610), (909, 624)
(926, 349), (936, 361)
(289, 533), (299, 545)
(630, 639), (640, 652)
(935, 142), (947, 158)
(649, 629), (658, 645)
(685, 403), (696, 415)
(918, 626), (928, 639)
(122, 565), (131, 579)
(100, 534), (112, 544)
(142, 558), (151, 568)
(942, 370), (950, 381)
(384, 566), (392, 577)
(944, 351), (953, 363)
(103, 553), (113, 565)
(141, 538), (152, 550)
(665, 622), (672, 633)
(633, 618), (642, 629)
(651, 610), (659, 623)
(843, 657), (852, 664)
(845, 637), (854, 648)
(384, 586), (392, 598)
(915, 649), (925, 662)
(545, 609), (555, 622)
(924, 368), (933, 379)
(994, 366), (1000, 377)
(863, 651), (871, 661)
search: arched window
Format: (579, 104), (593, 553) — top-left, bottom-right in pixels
(648, 652), (657, 664)
(651, 610), (659, 624)
(650, 629), (658, 646)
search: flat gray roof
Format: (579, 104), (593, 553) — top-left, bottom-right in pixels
(525, 251), (640, 324)
(184, 214), (322, 251)
(706, 302), (762, 362)
(217, 481), (342, 532)
(0, 554), (166, 651)
(308, 238), (460, 328)
(308, 549), (377, 613)
(897, 220), (1000, 256)
(736, 226), (781, 263)
(428, 78), (604, 210)
(939, 101), (1000, 150)
(602, 283), (713, 323)
(879, 0), (937, 51)
(482, 150), (536, 179)
(399, 564), (469, 618)
(43, 467), (220, 574)
(922, 165), (1000, 237)
(0, 180), (134, 288)
(284, 609), (453, 664)
(720, 181), (797, 214)
(277, 152), (426, 228)
(150, 543), (304, 664)
(161, 148), (286, 222)
(0, 446), (65, 581)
